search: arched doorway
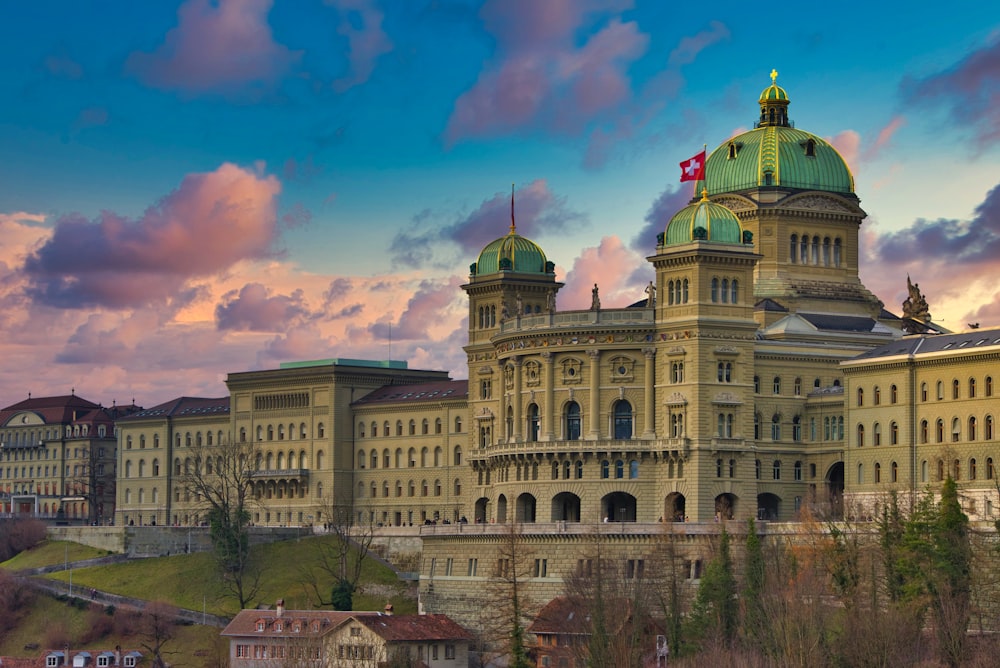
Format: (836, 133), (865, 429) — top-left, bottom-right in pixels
(715, 493), (737, 520)
(757, 493), (781, 520)
(664, 493), (686, 521)
(497, 495), (508, 523)
(516, 493), (537, 522)
(551, 492), (581, 522)
(602, 492), (637, 522)
(474, 497), (489, 523)
(826, 462), (845, 519)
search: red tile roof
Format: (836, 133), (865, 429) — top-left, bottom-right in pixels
(221, 609), (376, 638)
(527, 596), (591, 635)
(353, 614), (473, 642)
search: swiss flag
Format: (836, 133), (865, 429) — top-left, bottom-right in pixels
(679, 150), (706, 182)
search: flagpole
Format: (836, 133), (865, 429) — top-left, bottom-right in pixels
(695, 143), (707, 198)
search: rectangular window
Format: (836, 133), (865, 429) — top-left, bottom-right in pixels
(533, 558), (548, 577)
(468, 558), (478, 576)
(445, 644), (456, 659)
(432, 645), (439, 660)
(445, 558), (453, 576)
(625, 559), (645, 579)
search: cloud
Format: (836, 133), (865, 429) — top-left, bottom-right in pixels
(902, 36), (1000, 147)
(43, 52), (83, 79)
(326, 0), (393, 92)
(559, 235), (650, 309)
(631, 184), (694, 252)
(390, 180), (585, 268)
(23, 163), (282, 309)
(667, 20), (731, 67)
(861, 182), (1000, 325)
(827, 115), (905, 174)
(125, 0), (299, 97)
(444, 1), (648, 144)
(365, 276), (465, 341)
(215, 283), (312, 332)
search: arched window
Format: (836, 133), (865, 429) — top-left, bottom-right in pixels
(773, 377), (781, 394)
(833, 238), (842, 266)
(396, 421), (403, 437)
(857, 424), (865, 447)
(455, 416), (463, 432)
(731, 279), (738, 303)
(875, 462), (882, 483)
(953, 379), (960, 399)
(969, 416), (978, 441)
(790, 234), (798, 263)
(575, 460), (583, 479)
(409, 420), (416, 436)
(970, 458), (977, 480)
(614, 459), (624, 479)
(527, 403), (540, 442)
(823, 237), (831, 265)
(987, 415), (994, 440)
(422, 419), (429, 435)
(711, 278), (719, 302)
(873, 422), (882, 446)
(454, 446), (462, 465)
(682, 279), (689, 303)
(371, 451), (378, 469)
(613, 401), (633, 439)
(667, 280), (675, 305)
(435, 418), (443, 434)
(890, 385), (898, 404)
(921, 383), (928, 402)
(800, 235), (808, 263)
(874, 386), (881, 405)
(317, 423), (325, 438)
(936, 419), (945, 442)
(721, 279), (729, 303)
(771, 414), (781, 441)
(969, 378), (977, 398)
(794, 460), (803, 481)
(857, 463), (864, 484)
(987, 376), (994, 397)
(988, 457), (995, 480)
(857, 388), (864, 406)
(937, 381), (944, 400)
(565, 402), (581, 440)
(754, 376), (760, 393)
(772, 460), (781, 480)
(600, 460), (610, 479)
(890, 421), (898, 445)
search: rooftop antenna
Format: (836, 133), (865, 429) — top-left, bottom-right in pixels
(388, 321), (392, 363)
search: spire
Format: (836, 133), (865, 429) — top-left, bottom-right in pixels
(510, 183), (516, 234)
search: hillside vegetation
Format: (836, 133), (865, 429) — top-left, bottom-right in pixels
(1, 534), (416, 664)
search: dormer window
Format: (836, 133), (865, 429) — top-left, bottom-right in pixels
(803, 138), (816, 157)
(256, 621), (265, 632)
(274, 621), (283, 632)
(727, 141), (743, 159)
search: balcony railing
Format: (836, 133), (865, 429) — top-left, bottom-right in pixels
(250, 468), (310, 479)
(499, 308), (654, 334)
(470, 437), (690, 459)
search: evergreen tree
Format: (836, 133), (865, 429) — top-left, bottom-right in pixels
(742, 519), (769, 654)
(931, 477), (971, 667)
(688, 527), (737, 647)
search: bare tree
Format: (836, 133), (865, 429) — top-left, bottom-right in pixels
(179, 435), (262, 608)
(137, 601), (180, 668)
(301, 495), (376, 611)
(480, 521), (535, 668)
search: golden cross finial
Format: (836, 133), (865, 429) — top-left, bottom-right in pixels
(770, 68), (778, 84)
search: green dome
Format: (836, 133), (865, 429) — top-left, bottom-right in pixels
(472, 229), (553, 276)
(663, 194), (744, 246)
(697, 72), (854, 196)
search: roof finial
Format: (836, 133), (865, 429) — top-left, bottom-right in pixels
(700, 188), (709, 201)
(770, 68), (778, 85)
(510, 183), (516, 234)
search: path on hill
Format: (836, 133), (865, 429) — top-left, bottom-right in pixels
(21, 575), (231, 628)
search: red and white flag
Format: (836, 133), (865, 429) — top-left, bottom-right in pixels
(679, 150), (706, 182)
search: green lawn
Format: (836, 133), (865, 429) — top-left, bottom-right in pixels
(44, 534), (415, 617)
(2, 540), (112, 571)
(2, 534), (415, 664)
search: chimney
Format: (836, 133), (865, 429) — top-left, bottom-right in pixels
(383, 603), (393, 616)
(276, 599), (285, 618)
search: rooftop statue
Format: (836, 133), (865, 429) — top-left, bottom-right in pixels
(902, 275), (931, 321)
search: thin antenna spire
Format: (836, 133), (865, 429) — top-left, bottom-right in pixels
(388, 322), (392, 362)
(509, 183), (516, 233)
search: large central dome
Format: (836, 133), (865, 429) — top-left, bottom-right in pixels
(697, 72), (854, 196)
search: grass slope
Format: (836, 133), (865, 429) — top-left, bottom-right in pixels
(1, 535), (415, 665)
(43, 534), (415, 617)
(2, 540), (112, 571)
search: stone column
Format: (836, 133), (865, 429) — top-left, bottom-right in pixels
(587, 350), (601, 440)
(511, 356), (523, 442)
(542, 352), (555, 441)
(642, 347), (656, 438)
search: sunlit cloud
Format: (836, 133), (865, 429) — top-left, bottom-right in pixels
(125, 0), (300, 97)
(325, 0), (393, 92)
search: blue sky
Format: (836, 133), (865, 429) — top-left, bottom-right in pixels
(0, 0), (998, 407)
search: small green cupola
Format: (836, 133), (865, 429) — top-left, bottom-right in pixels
(660, 190), (746, 247)
(759, 68), (790, 127)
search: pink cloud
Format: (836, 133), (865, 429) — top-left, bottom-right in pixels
(444, 1), (648, 144)
(631, 184), (693, 252)
(326, 0), (393, 92)
(364, 277), (465, 341)
(861, 182), (1000, 326)
(216, 283), (311, 332)
(24, 163), (281, 308)
(125, 0), (299, 96)
(827, 130), (860, 173)
(559, 236), (651, 309)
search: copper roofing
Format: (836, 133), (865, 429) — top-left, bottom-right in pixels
(353, 614), (473, 642)
(352, 380), (467, 406)
(119, 396), (230, 421)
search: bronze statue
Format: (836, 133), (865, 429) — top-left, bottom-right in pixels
(902, 275), (931, 321)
